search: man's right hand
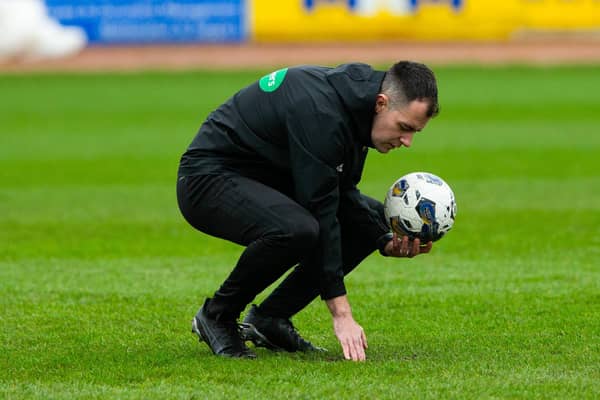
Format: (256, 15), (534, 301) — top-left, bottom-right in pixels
(326, 295), (368, 361)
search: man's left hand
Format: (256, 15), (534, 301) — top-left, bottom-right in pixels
(384, 233), (432, 258)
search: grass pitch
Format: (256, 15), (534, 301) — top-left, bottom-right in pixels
(1, 66), (599, 399)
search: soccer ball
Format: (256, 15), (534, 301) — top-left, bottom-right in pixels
(383, 172), (457, 242)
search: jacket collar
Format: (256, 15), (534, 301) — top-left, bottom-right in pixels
(326, 64), (386, 148)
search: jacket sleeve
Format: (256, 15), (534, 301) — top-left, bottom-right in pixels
(285, 109), (347, 300)
(339, 187), (390, 246)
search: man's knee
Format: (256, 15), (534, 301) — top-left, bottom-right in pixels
(268, 206), (319, 252)
(289, 217), (319, 250)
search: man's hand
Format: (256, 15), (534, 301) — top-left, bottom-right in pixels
(333, 314), (367, 361)
(326, 295), (368, 361)
(384, 233), (432, 258)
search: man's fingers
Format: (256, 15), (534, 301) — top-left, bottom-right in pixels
(416, 240), (433, 255)
(400, 235), (409, 256)
(341, 341), (351, 360)
(356, 338), (366, 360)
(350, 339), (363, 361)
(348, 339), (359, 361)
(362, 330), (368, 349)
(411, 238), (419, 255)
(421, 241), (433, 253)
(387, 236), (433, 258)
(392, 233), (400, 252)
(348, 337), (361, 361)
(341, 336), (367, 361)
(409, 238), (422, 257)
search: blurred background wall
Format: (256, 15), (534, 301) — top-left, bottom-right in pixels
(45, 0), (600, 44)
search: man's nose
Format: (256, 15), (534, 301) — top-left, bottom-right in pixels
(400, 133), (414, 148)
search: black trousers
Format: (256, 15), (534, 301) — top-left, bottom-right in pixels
(177, 172), (384, 321)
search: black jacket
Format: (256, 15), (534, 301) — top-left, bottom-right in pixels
(179, 63), (389, 299)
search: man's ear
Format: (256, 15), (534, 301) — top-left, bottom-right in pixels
(375, 94), (388, 113)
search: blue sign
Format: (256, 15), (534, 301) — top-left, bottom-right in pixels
(46, 0), (247, 44)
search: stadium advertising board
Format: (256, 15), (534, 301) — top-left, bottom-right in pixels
(251, 0), (600, 41)
(46, 0), (247, 43)
(45, 0), (600, 43)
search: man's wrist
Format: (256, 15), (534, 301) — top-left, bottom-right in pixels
(376, 232), (394, 256)
(326, 295), (352, 318)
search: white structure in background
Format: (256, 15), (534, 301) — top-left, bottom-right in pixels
(0, 0), (87, 60)
(355, 0), (412, 16)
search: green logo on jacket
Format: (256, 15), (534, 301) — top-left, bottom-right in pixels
(259, 68), (288, 92)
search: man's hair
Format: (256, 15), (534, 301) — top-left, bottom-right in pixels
(381, 61), (439, 118)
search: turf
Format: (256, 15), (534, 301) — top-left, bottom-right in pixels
(1, 65), (599, 399)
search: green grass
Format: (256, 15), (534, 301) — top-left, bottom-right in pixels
(1, 65), (599, 399)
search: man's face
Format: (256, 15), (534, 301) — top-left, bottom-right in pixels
(370, 95), (431, 154)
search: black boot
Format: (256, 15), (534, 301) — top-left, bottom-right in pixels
(191, 298), (256, 358)
(240, 304), (325, 352)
